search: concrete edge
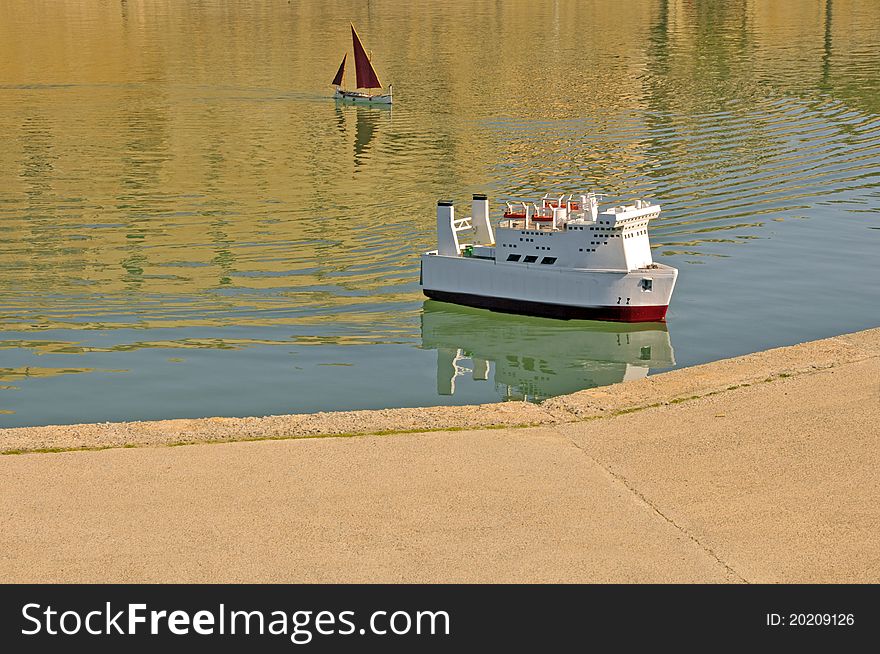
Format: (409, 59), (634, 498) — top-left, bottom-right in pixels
(542, 326), (880, 419)
(1, 326), (878, 454)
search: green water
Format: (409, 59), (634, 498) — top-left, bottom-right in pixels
(1, 0), (878, 427)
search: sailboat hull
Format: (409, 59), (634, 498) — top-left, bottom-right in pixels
(334, 89), (392, 105)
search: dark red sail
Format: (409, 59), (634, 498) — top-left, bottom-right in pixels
(331, 54), (346, 86)
(351, 24), (382, 89)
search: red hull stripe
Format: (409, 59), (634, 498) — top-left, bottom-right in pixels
(423, 289), (668, 322)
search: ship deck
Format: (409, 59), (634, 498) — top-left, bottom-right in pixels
(499, 218), (588, 232)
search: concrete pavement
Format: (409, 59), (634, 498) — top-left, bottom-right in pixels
(1, 328), (877, 582)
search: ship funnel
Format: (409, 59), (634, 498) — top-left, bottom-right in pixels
(436, 200), (460, 256)
(471, 193), (494, 245)
(588, 193), (599, 222)
(552, 207), (566, 230)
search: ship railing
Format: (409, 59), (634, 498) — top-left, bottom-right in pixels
(498, 218), (559, 231)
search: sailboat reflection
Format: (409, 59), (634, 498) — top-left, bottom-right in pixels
(334, 103), (389, 166)
(421, 301), (675, 401)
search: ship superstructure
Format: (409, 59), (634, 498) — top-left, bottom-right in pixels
(420, 193), (677, 321)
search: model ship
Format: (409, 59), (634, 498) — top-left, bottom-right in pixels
(330, 23), (392, 105)
(420, 193), (677, 322)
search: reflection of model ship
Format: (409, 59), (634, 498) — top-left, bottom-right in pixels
(421, 301), (675, 401)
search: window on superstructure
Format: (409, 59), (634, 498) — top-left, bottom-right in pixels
(507, 254), (521, 262)
(523, 255), (538, 263)
(540, 257), (557, 265)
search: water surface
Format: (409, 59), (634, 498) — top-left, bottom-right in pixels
(1, 0), (878, 426)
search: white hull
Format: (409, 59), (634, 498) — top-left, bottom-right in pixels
(334, 89), (392, 105)
(421, 253), (677, 321)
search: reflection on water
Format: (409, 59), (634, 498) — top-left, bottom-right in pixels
(0, 0), (878, 427)
(421, 302), (674, 401)
(335, 104), (391, 165)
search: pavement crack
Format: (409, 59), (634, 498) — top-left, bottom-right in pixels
(566, 438), (749, 583)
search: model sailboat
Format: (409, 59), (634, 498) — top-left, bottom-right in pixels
(331, 23), (392, 105)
